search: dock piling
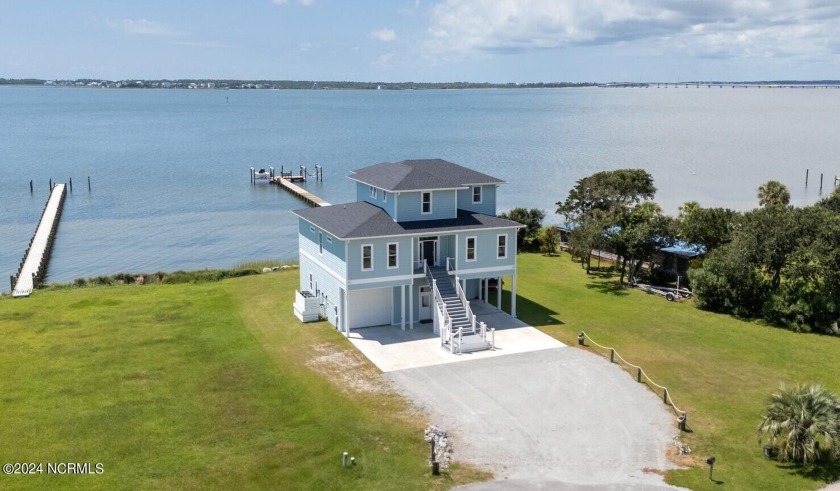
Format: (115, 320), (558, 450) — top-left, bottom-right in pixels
(29, 180), (33, 194)
(69, 177), (73, 193)
(806, 169), (809, 186)
(820, 173), (824, 194)
(88, 176), (91, 192)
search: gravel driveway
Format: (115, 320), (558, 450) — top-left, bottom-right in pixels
(386, 347), (683, 490)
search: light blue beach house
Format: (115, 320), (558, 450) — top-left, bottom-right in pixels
(293, 159), (522, 353)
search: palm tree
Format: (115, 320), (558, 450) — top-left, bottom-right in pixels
(757, 384), (840, 465)
(758, 180), (791, 208)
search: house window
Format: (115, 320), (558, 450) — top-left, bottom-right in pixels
(309, 226), (315, 233)
(319, 232), (323, 255)
(421, 192), (432, 214)
(472, 186), (482, 203)
(497, 234), (507, 259)
(387, 242), (398, 269)
(466, 236), (476, 261)
(369, 186), (377, 199)
(308, 272), (313, 291)
(326, 236), (332, 244)
(362, 244), (373, 271)
(383, 191), (388, 203)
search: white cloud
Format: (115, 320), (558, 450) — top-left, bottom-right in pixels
(272, 0), (288, 4)
(425, 0), (840, 64)
(107, 18), (183, 36)
(370, 28), (397, 42)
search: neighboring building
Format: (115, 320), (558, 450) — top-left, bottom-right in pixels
(653, 242), (705, 281)
(293, 159), (522, 352)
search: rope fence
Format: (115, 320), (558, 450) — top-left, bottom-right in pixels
(577, 331), (689, 431)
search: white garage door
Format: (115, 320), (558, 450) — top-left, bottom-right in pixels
(349, 287), (391, 328)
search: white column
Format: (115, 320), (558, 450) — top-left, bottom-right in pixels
(343, 288), (350, 336)
(409, 281), (414, 329)
(511, 272), (517, 318)
(496, 276), (502, 310)
(484, 278), (489, 303)
(401, 284), (406, 330)
(513, 235), (519, 318)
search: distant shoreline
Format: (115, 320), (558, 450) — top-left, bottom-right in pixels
(3, 78), (840, 90)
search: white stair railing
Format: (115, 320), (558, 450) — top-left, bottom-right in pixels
(453, 275), (477, 334)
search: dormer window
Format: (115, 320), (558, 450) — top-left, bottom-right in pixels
(421, 192), (432, 214)
(472, 186), (482, 203)
(369, 186), (377, 199)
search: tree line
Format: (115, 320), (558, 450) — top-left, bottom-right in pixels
(551, 169), (840, 336)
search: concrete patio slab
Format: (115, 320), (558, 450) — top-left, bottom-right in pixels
(346, 301), (565, 372)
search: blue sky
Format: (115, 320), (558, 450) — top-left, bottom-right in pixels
(2, 0), (839, 82)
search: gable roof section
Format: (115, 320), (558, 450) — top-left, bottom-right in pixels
(348, 159), (505, 191)
(293, 202), (522, 240)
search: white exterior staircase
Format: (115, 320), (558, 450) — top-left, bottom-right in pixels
(426, 265), (492, 353)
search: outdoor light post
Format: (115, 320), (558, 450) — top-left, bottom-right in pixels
(578, 332), (585, 345)
(706, 456), (716, 480)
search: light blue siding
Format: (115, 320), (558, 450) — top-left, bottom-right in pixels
(396, 190), (458, 222)
(454, 228), (517, 275)
(298, 219), (346, 263)
(299, 245), (345, 330)
(457, 185), (497, 215)
(355, 182), (395, 217)
(347, 236), (413, 283)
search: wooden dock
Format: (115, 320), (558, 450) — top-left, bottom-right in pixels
(272, 176), (330, 207)
(11, 183), (67, 297)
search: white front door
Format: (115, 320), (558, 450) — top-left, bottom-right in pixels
(419, 285), (432, 321)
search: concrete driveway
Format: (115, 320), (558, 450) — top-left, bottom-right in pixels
(347, 301), (564, 372)
(386, 347), (682, 490)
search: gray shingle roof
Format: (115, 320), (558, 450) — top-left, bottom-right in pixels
(348, 159), (505, 191)
(293, 202), (522, 239)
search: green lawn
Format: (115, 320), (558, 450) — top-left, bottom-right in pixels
(2, 253), (838, 490)
(503, 253), (840, 490)
(0, 273), (487, 490)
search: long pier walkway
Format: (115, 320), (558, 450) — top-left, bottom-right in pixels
(272, 176), (330, 207)
(11, 184), (67, 297)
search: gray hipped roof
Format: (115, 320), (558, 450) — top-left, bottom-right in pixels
(293, 202), (522, 240)
(347, 159), (505, 191)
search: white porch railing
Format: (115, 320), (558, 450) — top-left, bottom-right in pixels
(446, 256), (455, 272)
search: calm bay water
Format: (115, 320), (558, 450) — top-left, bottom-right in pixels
(1, 86), (839, 289)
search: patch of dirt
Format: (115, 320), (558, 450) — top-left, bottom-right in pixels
(641, 467), (666, 476)
(306, 343), (391, 395)
(666, 444), (703, 467)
